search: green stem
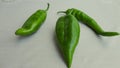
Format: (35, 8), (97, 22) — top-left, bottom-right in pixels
(57, 11), (66, 14)
(45, 3), (50, 11)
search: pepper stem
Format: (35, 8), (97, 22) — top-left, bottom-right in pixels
(45, 3), (50, 11)
(57, 11), (66, 14)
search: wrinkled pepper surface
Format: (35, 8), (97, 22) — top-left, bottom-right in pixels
(15, 3), (49, 36)
(58, 8), (119, 36)
(56, 14), (80, 68)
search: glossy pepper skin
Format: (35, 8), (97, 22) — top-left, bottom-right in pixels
(15, 3), (50, 36)
(58, 8), (119, 36)
(56, 14), (80, 68)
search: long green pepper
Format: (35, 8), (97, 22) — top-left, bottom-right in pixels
(15, 3), (50, 36)
(58, 8), (119, 36)
(56, 14), (80, 68)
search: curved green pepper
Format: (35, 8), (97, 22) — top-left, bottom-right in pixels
(58, 8), (119, 36)
(56, 14), (80, 68)
(15, 3), (50, 36)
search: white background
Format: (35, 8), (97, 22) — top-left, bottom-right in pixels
(0, 0), (120, 68)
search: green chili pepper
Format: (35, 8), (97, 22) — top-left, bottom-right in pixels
(56, 14), (80, 68)
(58, 8), (119, 36)
(15, 3), (50, 36)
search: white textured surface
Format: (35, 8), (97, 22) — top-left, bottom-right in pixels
(0, 0), (120, 68)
